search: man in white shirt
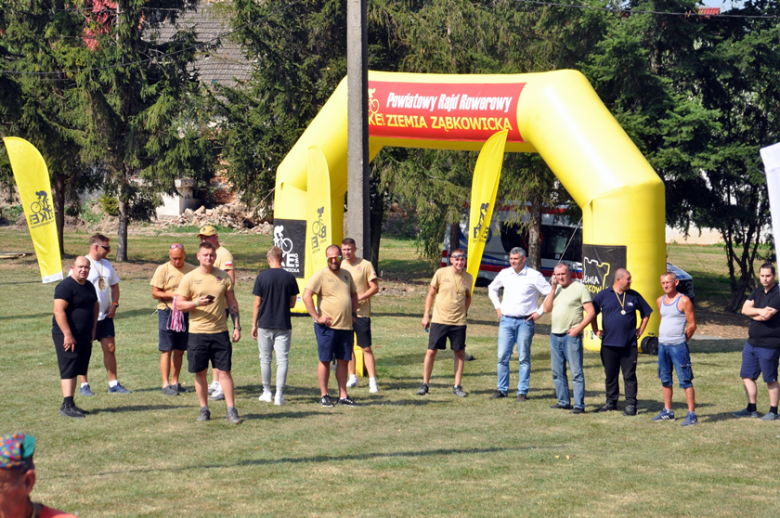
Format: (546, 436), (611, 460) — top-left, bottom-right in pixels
(487, 247), (551, 401)
(79, 234), (131, 395)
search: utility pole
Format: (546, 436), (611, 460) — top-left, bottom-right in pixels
(346, 0), (371, 261)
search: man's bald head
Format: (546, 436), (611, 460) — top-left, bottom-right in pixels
(71, 256), (91, 283)
(614, 268), (630, 280)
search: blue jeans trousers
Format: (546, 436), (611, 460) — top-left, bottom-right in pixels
(549, 333), (585, 409)
(497, 316), (534, 395)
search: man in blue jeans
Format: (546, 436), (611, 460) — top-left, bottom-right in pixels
(488, 247), (551, 401)
(653, 272), (698, 426)
(542, 263), (595, 414)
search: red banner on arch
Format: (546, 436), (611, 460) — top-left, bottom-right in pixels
(367, 81), (526, 143)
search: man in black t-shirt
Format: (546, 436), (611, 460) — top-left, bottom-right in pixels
(734, 263), (780, 420)
(591, 268), (653, 416)
(251, 246), (300, 405)
(52, 256), (99, 418)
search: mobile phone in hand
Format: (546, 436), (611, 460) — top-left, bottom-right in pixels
(206, 295), (215, 301)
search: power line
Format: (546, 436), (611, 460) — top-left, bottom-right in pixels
(514, 0), (780, 19)
(0, 1), (302, 77)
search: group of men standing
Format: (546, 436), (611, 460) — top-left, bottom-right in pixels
(50, 226), (780, 425)
(418, 246), (707, 425)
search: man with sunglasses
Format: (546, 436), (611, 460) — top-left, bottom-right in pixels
(77, 233), (131, 395)
(150, 244), (195, 396)
(303, 245), (359, 407)
(419, 248), (473, 397)
(487, 247), (551, 402)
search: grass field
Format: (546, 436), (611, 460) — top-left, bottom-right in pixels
(1, 228), (778, 517)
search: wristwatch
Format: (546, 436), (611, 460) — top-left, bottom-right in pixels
(235, 326), (242, 331)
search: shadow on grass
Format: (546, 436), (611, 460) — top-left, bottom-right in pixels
(89, 404), (185, 414)
(689, 339), (745, 354)
(0, 312), (52, 321)
(240, 411), (323, 420)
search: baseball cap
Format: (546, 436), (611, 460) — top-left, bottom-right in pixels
(197, 225), (218, 237)
(0, 433), (36, 472)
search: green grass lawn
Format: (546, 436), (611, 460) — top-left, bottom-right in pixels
(1, 229), (778, 517)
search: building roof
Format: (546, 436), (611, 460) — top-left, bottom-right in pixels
(698, 7), (721, 16)
(153, 0), (251, 89)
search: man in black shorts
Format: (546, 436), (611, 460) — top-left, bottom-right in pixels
(303, 244), (359, 407)
(177, 242), (242, 424)
(419, 249), (473, 397)
(734, 263), (780, 420)
(52, 257), (98, 418)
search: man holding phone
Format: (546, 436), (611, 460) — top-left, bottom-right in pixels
(177, 242), (242, 424)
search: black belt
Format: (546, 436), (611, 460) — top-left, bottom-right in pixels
(505, 315), (531, 320)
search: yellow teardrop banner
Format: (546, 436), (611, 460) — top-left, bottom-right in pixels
(306, 146), (332, 278)
(466, 130), (508, 292)
(3, 137), (63, 283)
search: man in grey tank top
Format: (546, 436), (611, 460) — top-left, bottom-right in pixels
(653, 272), (698, 425)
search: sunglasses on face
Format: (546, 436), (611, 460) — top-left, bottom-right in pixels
(327, 256), (343, 263)
(98, 245), (110, 251)
(451, 255), (466, 261)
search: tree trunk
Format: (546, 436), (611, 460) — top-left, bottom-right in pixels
(53, 172), (65, 258)
(369, 183), (384, 273)
(116, 178), (129, 262)
(528, 194), (543, 271)
(450, 220), (461, 255)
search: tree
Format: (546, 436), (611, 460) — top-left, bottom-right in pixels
(0, 1), (97, 255)
(583, 0), (780, 311)
(72, 0), (216, 261)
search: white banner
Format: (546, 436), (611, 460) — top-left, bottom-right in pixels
(760, 142), (780, 266)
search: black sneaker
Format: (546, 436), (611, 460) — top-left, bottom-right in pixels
(570, 407), (585, 415)
(623, 405), (637, 416)
(464, 354), (476, 361)
(320, 394), (334, 407)
(489, 390), (507, 399)
(337, 396), (357, 406)
(550, 403), (573, 410)
(596, 403), (618, 413)
(176, 383), (189, 393)
(59, 404), (84, 419)
(516, 394), (527, 402)
(161, 385), (179, 396)
(452, 385), (468, 397)
(416, 383), (429, 396)
(196, 406), (211, 422)
(226, 407), (242, 425)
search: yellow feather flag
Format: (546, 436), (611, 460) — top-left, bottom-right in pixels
(467, 130), (508, 292)
(3, 137), (63, 283)
(306, 146), (332, 278)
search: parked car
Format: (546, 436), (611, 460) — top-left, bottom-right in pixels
(666, 262), (695, 304)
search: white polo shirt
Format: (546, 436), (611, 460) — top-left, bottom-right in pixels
(488, 265), (551, 317)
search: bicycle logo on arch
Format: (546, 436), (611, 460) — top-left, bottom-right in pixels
(311, 206), (327, 252)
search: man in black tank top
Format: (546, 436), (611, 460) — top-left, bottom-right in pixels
(653, 272), (697, 426)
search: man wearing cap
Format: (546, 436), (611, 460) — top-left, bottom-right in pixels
(303, 244), (359, 407)
(418, 248), (474, 397)
(0, 433), (77, 517)
(178, 242), (242, 423)
(151, 243), (196, 396)
(78, 233), (131, 395)
(52, 256), (98, 418)
(341, 237), (381, 393)
(197, 225), (235, 401)
(487, 247), (551, 402)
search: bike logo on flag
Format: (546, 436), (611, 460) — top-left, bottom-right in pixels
(28, 190), (54, 229)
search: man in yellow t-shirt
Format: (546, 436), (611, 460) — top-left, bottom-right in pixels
(197, 225), (235, 401)
(150, 243), (196, 396)
(341, 237), (380, 393)
(419, 248), (473, 397)
(303, 244), (359, 407)
(177, 242), (242, 424)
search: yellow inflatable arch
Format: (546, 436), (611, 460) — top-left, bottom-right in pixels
(273, 70), (665, 350)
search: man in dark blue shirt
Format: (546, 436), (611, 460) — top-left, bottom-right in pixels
(591, 268), (652, 416)
(734, 263), (780, 420)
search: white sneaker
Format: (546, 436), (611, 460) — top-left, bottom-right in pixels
(207, 381), (220, 395)
(274, 394), (286, 406)
(209, 388), (225, 401)
(258, 390), (273, 403)
(369, 381), (378, 394)
(347, 376), (359, 388)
